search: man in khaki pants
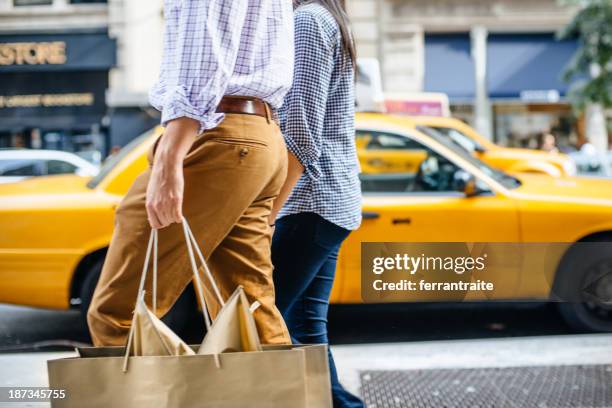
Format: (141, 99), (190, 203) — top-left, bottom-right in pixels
(88, 0), (294, 346)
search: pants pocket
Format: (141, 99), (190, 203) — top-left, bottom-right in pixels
(209, 137), (269, 150)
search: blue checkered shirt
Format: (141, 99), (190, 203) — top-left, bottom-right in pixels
(149, 0), (294, 133)
(277, 4), (362, 231)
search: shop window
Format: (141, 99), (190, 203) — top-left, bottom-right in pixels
(13, 0), (52, 6)
(46, 160), (77, 175)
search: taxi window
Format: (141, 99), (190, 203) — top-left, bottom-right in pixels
(46, 160), (77, 175)
(363, 132), (423, 150)
(427, 126), (480, 153)
(0, 159), (44, 176)
(357, 130), (468, 194)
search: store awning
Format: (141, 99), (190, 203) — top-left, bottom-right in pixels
(424, 34), (475, 102)
(487, 34), (579, 101)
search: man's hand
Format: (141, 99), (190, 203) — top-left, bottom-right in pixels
(146, 117), (199, 229)
(146, 161), (184, 229)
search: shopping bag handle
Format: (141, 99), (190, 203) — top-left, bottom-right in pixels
(123, 217), (225, 370)
(136, 217), (225, 321)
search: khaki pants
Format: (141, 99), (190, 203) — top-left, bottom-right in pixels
(88, 113), (291, 346)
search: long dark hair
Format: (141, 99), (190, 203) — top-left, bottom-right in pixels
(295, 0), (357, 67)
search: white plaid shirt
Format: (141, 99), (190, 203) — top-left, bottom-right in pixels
(278, 4), (362, 231)
(149, 0), (294, 133)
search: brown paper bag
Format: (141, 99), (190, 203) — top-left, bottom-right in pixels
(48, 343), (331, 408)
(129, 293), (194, 357)
(198, 285), (261, 355)
(47, 219), (332, 408)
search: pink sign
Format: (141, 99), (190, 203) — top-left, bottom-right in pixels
(385, 100), (444, 116)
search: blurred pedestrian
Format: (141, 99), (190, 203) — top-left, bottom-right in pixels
(269, 1), (364, 407)
(88, 0), (294, 347)
(102, 145), (121, 164)
(538, 131), (559, 154)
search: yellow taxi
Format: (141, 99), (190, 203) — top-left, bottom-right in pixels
(358, 115), (576, 177)
(0, 113), (611, 332)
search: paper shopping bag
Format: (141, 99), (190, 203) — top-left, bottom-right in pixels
(48, 343), (331, 408)
(47, 219), (332, 408)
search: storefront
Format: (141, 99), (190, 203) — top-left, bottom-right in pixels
(424, 32), (579, 149)
(487, 33), (579, 149)
(0, 30), (116, 163)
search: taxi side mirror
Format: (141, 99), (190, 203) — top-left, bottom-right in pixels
(453, 170), (480, 197)
(463, 177), (479, 197)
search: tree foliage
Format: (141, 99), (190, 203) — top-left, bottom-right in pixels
(558, 0), (612, 112)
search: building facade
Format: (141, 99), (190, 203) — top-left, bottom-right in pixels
(0, 0), (162, 160)
(0, 0), (586, 155)
(0, 0), (113, 160)
(348, 0), (581, 148)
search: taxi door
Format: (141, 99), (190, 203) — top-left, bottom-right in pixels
(332, 130), (520, 304)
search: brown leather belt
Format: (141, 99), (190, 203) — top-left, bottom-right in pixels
(216, 96), (272, 120)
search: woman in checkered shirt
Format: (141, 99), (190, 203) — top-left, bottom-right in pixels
(269, 1), (363, 407)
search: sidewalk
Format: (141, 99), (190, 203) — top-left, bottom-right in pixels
(332, 333), (612, 397)
(0, 334), (611, 407)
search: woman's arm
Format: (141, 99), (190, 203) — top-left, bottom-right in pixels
(270, 10), (335, 226)
(279, 10), (335, 180)
(269, 152), (304, 225)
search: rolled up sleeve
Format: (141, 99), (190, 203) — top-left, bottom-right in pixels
(279, 11), (335, 180)
(149, 0), (248, 133)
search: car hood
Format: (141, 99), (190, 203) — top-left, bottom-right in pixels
(0, 174), (92, 196)
(0, 174), (116, 211)
(489, 147), (569, 165)
(512, 173), (612, 205)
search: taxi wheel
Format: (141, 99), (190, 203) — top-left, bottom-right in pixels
(79, 257), (200, 339)
(554, 242), (612, 333)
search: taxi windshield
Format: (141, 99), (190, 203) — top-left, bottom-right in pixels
(87, 130), (154, 189)
(417, 126), (521, 190)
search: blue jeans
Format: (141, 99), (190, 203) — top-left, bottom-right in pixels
(272, 212), (364, 408)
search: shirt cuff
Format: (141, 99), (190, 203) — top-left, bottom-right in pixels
(154, 85), (224, 134)
(283, 133), (322, 181)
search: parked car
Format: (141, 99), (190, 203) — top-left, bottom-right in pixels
(378, 115), (577, 177)
(1, 113), (611, 333)
(0, 149), (99, 184)
(568, 144), (612, 177)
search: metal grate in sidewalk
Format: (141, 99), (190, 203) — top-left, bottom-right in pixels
(361, 365), (612, 408)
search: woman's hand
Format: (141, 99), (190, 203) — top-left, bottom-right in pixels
(146, 117), (199, 229)
(268, 151), (305, 235)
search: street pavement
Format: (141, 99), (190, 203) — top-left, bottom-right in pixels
(1, 334), (612, 407)
(0, 302), (610, 407)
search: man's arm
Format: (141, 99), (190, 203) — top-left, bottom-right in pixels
(147, 1), (248, 229)
(146, 117), (199, 229)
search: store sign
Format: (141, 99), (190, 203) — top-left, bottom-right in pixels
(0, 41), (66, 66)
(520, 90), (561, 103)
(0, 33), (115, 72)
(0, 71), (107, 131)
(0, 93), (94, 108)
